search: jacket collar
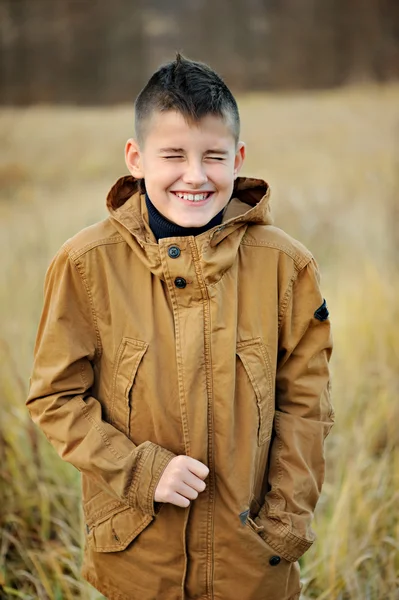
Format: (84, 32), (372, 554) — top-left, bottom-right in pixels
(106, 175), (273, 248)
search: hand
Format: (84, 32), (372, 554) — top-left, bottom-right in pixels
(154, 455), (209, 508)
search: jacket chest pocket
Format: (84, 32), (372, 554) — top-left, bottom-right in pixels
(109, 337), (148, 437)
(236, 338), (275, 446)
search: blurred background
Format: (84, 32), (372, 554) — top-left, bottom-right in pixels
(1, 1), (399, 598)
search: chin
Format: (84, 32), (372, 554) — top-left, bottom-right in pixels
(176, 218), (209, 228)
(172, 210), (217, 229)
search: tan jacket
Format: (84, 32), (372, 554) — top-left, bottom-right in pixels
(27, 175), (334, 600)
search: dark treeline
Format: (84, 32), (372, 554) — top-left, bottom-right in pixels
(1, 0), (398, 105)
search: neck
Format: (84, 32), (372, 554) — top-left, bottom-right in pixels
(145, 193), (225, 242)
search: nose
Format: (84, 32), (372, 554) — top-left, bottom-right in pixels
(182, 160), (208, 188)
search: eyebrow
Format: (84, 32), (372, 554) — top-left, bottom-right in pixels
(159, 147), (229, 155)
(205, 149), (229, 156)
(159, 147), (185, 153)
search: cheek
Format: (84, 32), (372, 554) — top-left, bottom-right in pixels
(156, 164), (182, 188)
(208, 164), (235, 191)
(144, 160), (180, 189)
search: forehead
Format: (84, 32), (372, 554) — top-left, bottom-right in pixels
(141, 110), (236, 150)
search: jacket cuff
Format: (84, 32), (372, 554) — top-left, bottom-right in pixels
(255, 514), (315, 562)
(128, 442), (176, 517)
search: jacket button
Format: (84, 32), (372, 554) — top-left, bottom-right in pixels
(174, 277), (187, 289)
(168, 245), (181, 258)
(269, 555), (281, 566)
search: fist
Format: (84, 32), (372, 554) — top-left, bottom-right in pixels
(154, 455), (209, 508)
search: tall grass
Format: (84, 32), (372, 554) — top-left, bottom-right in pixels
(1, 84), (398, 598)
(0, 342), (104, 599)
(300, 267), (399, 599)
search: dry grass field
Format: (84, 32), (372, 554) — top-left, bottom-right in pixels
(1, 84), (399, 599)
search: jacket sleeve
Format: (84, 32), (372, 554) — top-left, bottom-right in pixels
(26, 244), (176, 517)
(256, 256), (334, 562)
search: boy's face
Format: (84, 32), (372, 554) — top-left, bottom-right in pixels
(125, 110), (245, 228)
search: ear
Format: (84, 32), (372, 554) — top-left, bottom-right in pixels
(233, 142), (246, 179)
(125, 138), (144, 178)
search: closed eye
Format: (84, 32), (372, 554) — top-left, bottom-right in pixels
(162, 155), (225, 161)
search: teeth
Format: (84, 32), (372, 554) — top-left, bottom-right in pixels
(175, 192), (210, 202)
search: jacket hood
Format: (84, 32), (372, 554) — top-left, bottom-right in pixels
(106, 175), (273, 245)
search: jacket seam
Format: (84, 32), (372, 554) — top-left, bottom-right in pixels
(278, 271), (297, 332)
(241, 238), (312, 269)
(145, 448), (176, 516)
(78, 398), (124, 461)
(63, 244), (103, 360)
(259, 524), (313, 561)
(127, 443), (153, 509)
(124, 449), (143, 504)
(267, 411), (284, 512)
(79, 361), (89, 388)
(141, 444), (158, 514)
(68, 234), (125, 260)
(277, 257), (315, 334)
(279, 259), (320, 345)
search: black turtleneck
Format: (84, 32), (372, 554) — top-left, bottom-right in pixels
(145, 193), (224, 242)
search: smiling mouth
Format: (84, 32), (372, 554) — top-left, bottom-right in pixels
(171, 191), (214, 203)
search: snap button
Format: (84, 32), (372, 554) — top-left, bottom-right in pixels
(168, 245), (181, 258)
(174, 277), (187, 289)
(269, 555), (281, 566)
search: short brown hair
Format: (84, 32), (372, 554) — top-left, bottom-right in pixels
(134, 53), (240, 146)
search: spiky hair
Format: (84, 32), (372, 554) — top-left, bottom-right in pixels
(134, 53), (240, 145)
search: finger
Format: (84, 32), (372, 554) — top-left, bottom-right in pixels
(185, 457), (210, 480)
(182, 471), (207, 493)
(175, 481), (199, 501)
(170, 492), (191, 508)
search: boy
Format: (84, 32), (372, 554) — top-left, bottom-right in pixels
(27, 54), (334, 600)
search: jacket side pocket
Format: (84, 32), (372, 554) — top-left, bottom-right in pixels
(84, 489), (154, 553)
(110, 337), (148, 437)
(236, 338), (274, 445)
